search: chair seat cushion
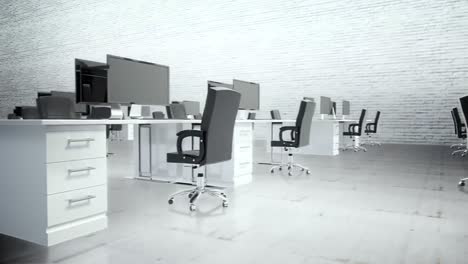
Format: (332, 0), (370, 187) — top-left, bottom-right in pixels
(271, 140), (297, 147)
(167, 150), (200, 164)
(343, 131), (360, 136)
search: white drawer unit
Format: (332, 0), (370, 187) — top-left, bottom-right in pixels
(46, 158), (107, 194)
(0, 124), (108, 247)
(46, 126), (106, 163)
(47, 185), (107, 227)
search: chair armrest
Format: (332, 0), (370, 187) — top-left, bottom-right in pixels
(176, 130), (205, 155)
(366, 123), (375, 130)
(279, 126), (297, 142)
(348, 123), (359, 133)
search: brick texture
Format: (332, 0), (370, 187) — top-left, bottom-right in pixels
(1, 0), (468, 144)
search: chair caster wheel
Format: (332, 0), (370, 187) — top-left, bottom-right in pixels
(222, 201), (229, 207)
(287, 166), (292, 171)
(168, 198), (174, 205)
(462, 154), (466, 157)
(459, 180), (465, 187)
(288, 172), (293, 176)
(301, 168), (305, 171)
(306, 170), (311, 175)
(363, 149), (367, 152)
(270, 168), (275, 173)
(220, 193), (226, 198)
(279, 167), (282, 171)
(189, 204), (197, 211)
(188, 193), (193, 198)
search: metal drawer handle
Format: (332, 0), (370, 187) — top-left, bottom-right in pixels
(68, 167), (96, 174)
(68, 138), (95, 144)
(68, 195), (96, 204)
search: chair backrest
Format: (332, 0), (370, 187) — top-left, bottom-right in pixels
(295, 100), (316, 147)
(357, 109), (367, 135)
(87, 106), (111, 119)
(453, 107), (465, 136)
(200, 87), (240, 165)
(152, 111), (165, 119)
(36, 96), (77, 119)
(270, 110), (281, 120)
(451, 110), (457, 134)
(373, 111), (381, 132)
(166, 103), (187, 119)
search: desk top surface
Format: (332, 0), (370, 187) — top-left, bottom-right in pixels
(0, 118), (367, 126)
(0, 119), (297, 126)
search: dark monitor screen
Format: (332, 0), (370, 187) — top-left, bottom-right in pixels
(303, 97), (315, 101)
(75, 59), (108, 103)
(107, 55), (170, 105)
(342, 100), (350, 115)
(233, 79), (260, 110)
(182, 101), (200, 115)
(320, 96), (331, 114)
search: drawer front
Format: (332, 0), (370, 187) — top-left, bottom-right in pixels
(235, 126), (253, 147)
(46, 126), (106, 163)
(234, 145), (253, 163)
(235, 161), (252, 176)
(47, 158), (107, 194)
(47, 185), (107, 227)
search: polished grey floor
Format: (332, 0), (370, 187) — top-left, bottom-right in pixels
(1, 143), (468, 264)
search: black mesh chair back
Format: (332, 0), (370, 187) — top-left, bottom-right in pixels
(166, 103), (187, 119)
(36, 96), (77, 119)
(270, 110), (281, 120)
(152, 111), (165, 119)
(356, 109), (367, 135)
(451, 109), (458, 134)
(87, 106), (111, 119)
(453, 107), (465, 138)
(200, 87), (241, 165)
(296, 100), (316, 147)
(373, 111), (381, 132)
(248, 112), (256, 120)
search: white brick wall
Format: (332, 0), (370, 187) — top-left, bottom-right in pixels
(1, 0), (468, 144)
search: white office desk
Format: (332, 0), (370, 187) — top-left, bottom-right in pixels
(133, 119), (295, 187)
(0, 118), (293, 246)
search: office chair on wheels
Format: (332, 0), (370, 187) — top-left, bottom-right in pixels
(451, 108), (467, 156)
(166, 87), (240, 211)
(363, 111), (381, 146)
(342, 109), (367, 152)
(270, 100), (315, 176)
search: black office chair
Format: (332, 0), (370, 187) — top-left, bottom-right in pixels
(36, 96), (77, 119)
(166, 103), (187, 119)
(270, 100), (315, 176)
(270, 110), (281, 120)
(152, 111), (165, 119)
(166, 87), (240, 211)
(342, 109), (367, 152)
(450, 107), (468, 157)
(458, 96), (468, 186)
(364, 111), (381, 146)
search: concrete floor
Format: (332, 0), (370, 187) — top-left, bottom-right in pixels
(1, 143), (468, 264)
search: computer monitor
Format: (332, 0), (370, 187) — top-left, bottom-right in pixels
(342, 100), (350, 116)
(182, 101), (200, 116)
(329, 101), (336, 115)
(320, 96), (331, 115)
(233, 79), (260, 110)
(303, 97), (315, 101)
(75, 59), (109, 104)
(107, 55), (170, 105)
